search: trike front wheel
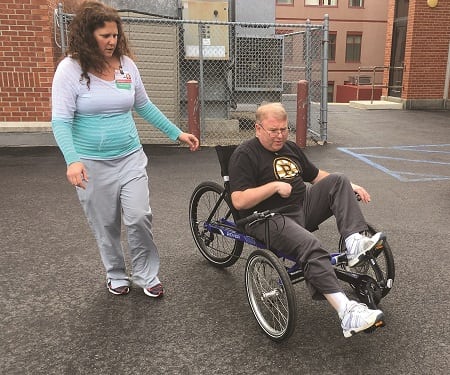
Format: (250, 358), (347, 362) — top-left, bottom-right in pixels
(339, 223), (395, 300)
(245, 249), (296, 342)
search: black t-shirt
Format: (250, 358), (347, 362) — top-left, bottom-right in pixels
(229, 138), (319, 218)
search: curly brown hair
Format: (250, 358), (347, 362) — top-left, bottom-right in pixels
(66, 1), (133, 87)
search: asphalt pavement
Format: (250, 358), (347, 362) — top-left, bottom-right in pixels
(1, 106), (449, 374)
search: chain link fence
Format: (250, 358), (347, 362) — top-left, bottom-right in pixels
(54, 6), (328, 145)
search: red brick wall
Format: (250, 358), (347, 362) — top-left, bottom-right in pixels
(383, 0), (396, 97)
(336, 85), (382, 103)
(404, 0), (450, 100)
(384, 0), (450, 102)
(0, 0), (55, 122)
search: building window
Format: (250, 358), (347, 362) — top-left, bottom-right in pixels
(349, 0), (364, 7)
(345, 33), (362, 62)
(328, 81), (335, 102)
(328, 33), (336, 61)
(305, 0), (337, 5)
(277, 0), (294, 4)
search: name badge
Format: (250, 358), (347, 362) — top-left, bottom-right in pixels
(115, 70), (132, 90)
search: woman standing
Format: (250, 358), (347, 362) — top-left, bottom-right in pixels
(51, 1), (199, 298)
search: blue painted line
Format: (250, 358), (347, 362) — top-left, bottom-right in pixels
(393, 144), (450, 149)
(390, 171), (450, 182)
(393, 145), (450, 154)
(338, 147), (403, 180)
(356, 154), (450, 166)
(338, 145), (450, 182)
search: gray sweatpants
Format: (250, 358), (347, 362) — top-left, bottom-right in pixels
(245, 173), (368, 300)
(77, 148), (160, 290)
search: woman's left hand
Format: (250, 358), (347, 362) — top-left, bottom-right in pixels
(178, 132), (200, 151)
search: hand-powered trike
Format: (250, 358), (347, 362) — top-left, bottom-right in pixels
(189, 145), (395, 341)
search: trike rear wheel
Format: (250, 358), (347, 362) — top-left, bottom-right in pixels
(245, 249), (296, 342)
(189, 181), (243, 268)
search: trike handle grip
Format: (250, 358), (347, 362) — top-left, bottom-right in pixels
(235, 210), (271, 227)
(235, 205), (298, 227)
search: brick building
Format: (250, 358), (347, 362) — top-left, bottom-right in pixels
(0, 0), (448, 139)
(276, 0), (389, 103)
(383, 0), (450, 109)
(0, 0), (56, 123)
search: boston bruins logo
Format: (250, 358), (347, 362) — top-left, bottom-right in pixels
(274, 157), (300, 180)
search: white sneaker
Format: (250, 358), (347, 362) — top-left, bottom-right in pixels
(340, 301), (385, 338)
(347, 232), (385, 267)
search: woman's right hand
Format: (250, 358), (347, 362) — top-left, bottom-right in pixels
(66, 161), (88, 189)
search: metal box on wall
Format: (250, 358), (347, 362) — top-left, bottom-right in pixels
(182, 0), (229, 60)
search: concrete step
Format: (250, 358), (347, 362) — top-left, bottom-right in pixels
(0, 122), (55, 147)
(349, 100), (403, 110)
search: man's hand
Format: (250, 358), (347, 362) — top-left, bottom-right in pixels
(276, 181), (292, 198)
(178, 132), (200, 151)
(67, 161), (88, 189)
(231, 181), (292, 210)
(351, 183), (371, 203)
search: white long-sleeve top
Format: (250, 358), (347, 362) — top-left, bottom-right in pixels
(51, 55), (181, 165)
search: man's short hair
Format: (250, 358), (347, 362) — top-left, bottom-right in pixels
(256, 102), (287, 124)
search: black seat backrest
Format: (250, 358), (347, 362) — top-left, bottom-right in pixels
(215, 145), (242, 221)
(215, 145), (238, 178)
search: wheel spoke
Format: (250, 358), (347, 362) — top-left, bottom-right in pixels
(252, 262), (289, 323)
(246, 251), (296, 341)
(189, 182), (243, 267)
(338, 225), (395, 300)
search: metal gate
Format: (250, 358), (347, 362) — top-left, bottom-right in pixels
(54, 5), (328, 145)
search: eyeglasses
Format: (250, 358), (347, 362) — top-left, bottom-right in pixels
(257, 123), (289, 138)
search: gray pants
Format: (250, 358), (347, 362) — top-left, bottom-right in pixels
(245, 173), (368, 300)
(77, 148), (160, 289)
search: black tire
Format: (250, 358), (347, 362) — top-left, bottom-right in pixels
(245, 249), (297, 341)
(339, 223), (395, 299)
(189, 181), (243, 268)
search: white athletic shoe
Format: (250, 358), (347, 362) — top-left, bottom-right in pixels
(347, 232), (385, 267)
(340, 300), (385, 338)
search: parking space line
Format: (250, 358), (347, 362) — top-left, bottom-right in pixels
(338, 144), (450, 182)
